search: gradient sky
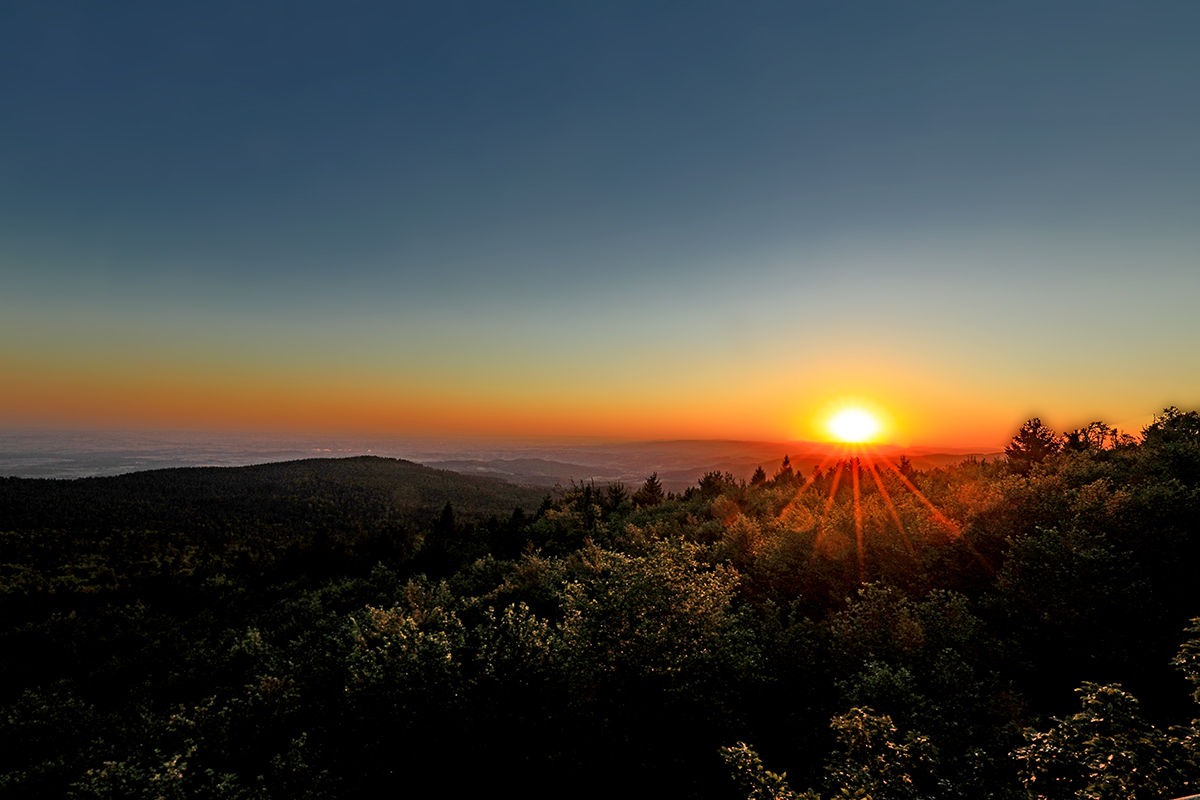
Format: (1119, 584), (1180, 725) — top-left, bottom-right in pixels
(3, 1), (1198, 447)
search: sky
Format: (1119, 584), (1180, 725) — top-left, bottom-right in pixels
(2, 1), (1198, 448)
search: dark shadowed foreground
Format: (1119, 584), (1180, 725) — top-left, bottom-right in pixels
(2, 411), (1200, 799)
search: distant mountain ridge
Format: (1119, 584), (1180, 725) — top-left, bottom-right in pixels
(0, 455), (548, 535)
(0, 429), (1004, 491)
(425, 443), (1005, 493)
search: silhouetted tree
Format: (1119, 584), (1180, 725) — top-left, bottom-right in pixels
(1062, 421), (1119, 452)
(750, 466), (767, 486)
(1141, 406), (1200, 484)
(1005, 418), (1060, 474)
(435, 501), (456, 535)
(605, 481), (630, 511)
(1143, 406), (1200, 445)
(697, 471), (735, 499)
(773, 455), (795, 485)
(1063, 429), (1087, 452)
(633, 473), (664, 507)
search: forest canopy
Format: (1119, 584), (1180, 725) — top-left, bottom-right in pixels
(2, 410), (1200, 799)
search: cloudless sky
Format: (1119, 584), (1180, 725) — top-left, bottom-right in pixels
(3, 1), (1199, 446)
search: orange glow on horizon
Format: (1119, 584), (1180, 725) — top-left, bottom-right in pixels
(0, 351), (1079, 449)
(827, 408), (882, 443)
(817, 399), (894, 445)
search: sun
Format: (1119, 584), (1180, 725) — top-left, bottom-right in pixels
(828, 408), (882, 443)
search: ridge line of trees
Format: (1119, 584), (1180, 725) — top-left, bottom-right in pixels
(2, 408), (1199, 798)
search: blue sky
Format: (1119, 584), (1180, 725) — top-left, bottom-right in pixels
(3, 1), (1199, 444)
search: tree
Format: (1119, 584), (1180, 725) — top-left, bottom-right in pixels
(1143, 406), (1200, 445)
(1005, 419), (1060, 474)
(1063, 421), (1118, 452)
(633, 473), (664, 507)
(721, 742), (811, 800)
(1014, 682), (1197, 800)
(435, 501), (456, 535)
(1173, 616), (1200, 705)
(750, 466), (767, 486)
(698, 471), (735, 499)
(1141, 407), (1200, 484)
(605, 481), (630, 511)
(773, 456), (795, 485)
(824, 707), (937, 800)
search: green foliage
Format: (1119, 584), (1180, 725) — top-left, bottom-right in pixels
(605, 480), (630, 510)
(472, 601), (558, 682)
(0, 684), (104, 798)
(1175, 617), (1200, 705)
(988, 526), (1138, 675)
(346, 594), (466, 691)
(773, 455), (796, 486)
(69, 744), (251, 800)
(633, 472), (665, 507)
(721, 741), (815, 800)
(1005, 419), (1061, 475)
(3, 415), (1200, 798)
(558, 538), (748, 694)
(1014, 682), (1198, 800)
(1141, 406), (1200, 484)
(824, 707), (937, 800)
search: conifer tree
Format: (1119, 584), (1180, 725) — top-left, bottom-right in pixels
(633, 472), (664, 507)
(1005, 418), (1060, 474)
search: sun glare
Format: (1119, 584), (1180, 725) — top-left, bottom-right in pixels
(828, 408), (882, 443)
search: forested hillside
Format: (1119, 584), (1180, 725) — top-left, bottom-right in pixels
(3, 411), (1200, 799)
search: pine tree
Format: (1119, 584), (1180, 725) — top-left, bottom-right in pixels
(633, 472), (664, 507)
(1005, 418), (1060, 474)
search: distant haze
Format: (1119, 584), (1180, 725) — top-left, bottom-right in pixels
(0, 430), (1003, 490)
